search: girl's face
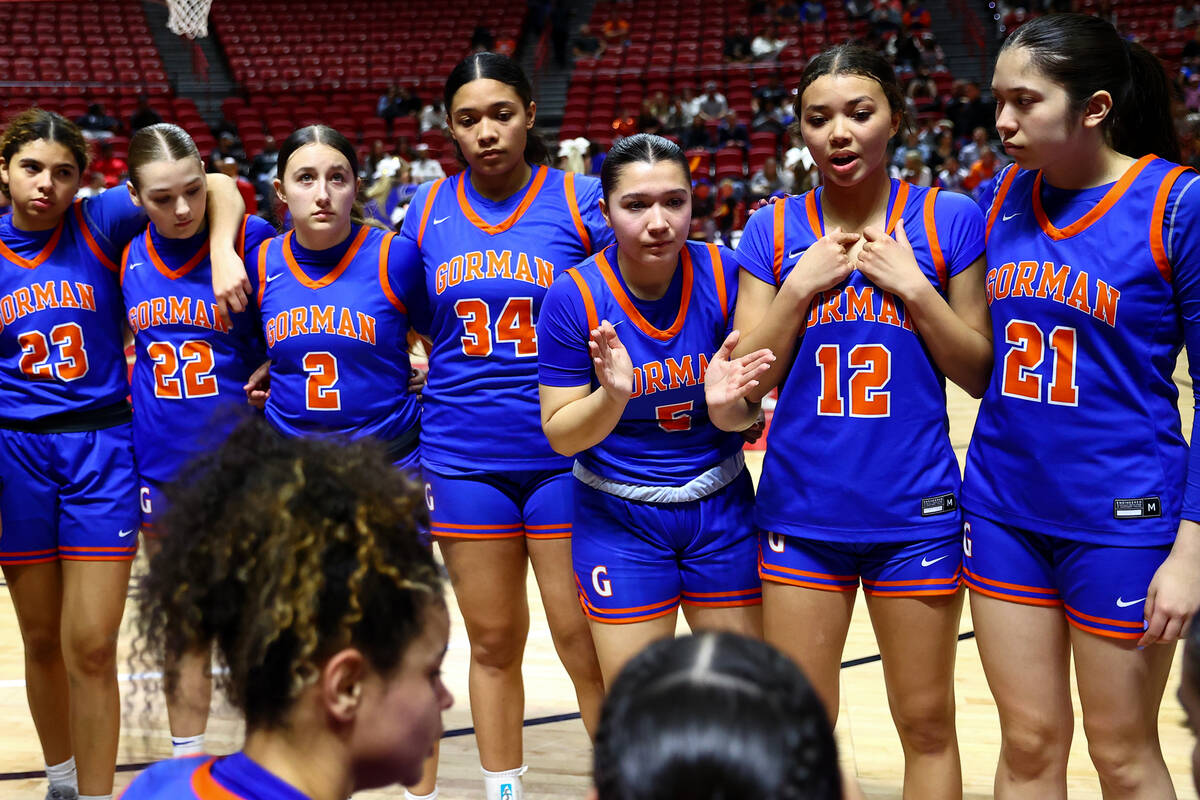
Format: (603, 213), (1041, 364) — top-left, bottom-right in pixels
(992, 46), (1093, 172)
(448, 78), (534, 178)
(600, 159), (691, 272)
(0, 139), (81, 230)
(274, 143), (356, 240)
(128, 156), (207, 240)
(351, 603), (453, 790)
(799, 73), (901, 188)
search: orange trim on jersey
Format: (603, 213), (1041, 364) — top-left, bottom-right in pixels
(236, 214), (249, 258)
(578, 591), (680, 623)
(758, 559), (858, 582)
(985, 164), (1020, 243)
(595, 246), (692, 341)
(923, 188), (947, 290)
(72, 200), (118, 272)
(707, 243), (728, 321)
(862, 570), (963, 588)
(683, 588), (762, 599)
(884, 182), (910, 236)
(564, 171), (592, 252)
(378, 232), (407, 313)
(456, 165), (549, 235)
(1066, 617), (1143, 640)
(525, 523), (572, 540)
(773, 196), (788, 283)
(119, 240), (130, 286)
(566, 267), (599, 331)
(146, 228), (211, 280)
(0, 548), (57, 557)
(432, 529), (525, 540)
(0, 556), (58, 565)
(416, 177), (446, 248)
(864, 586), (963, 597)
(255, 243), (269, 306)
(0, 216), (64, 269)
(282, 225), (369, 290)
(431, 522), (523, 530)
(965, 578), (1063, 607)
(804, 190), (821, 239)
(963, 567), (1058, 595)
(683, 597), (764, 607)
(1063, 602), (1145, 630)
(1150, 165), (1191, 284)
(192, 757), (249, 800)
(1033, 154), (1154, 240)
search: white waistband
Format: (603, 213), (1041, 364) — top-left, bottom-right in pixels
(572, 450), (745, 504)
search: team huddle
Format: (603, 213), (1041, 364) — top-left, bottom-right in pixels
(0, 10), (1198, 800)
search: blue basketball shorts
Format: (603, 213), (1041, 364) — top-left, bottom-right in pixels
(138, 475), (167, 537)
(0, 423), (140, 564)
(424, 467), (573, 540)
(758, 528), (963, 597)
(572, 469), (762, 624)
(962, 513), (1167, 640)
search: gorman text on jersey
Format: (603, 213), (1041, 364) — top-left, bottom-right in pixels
(265, 305), (377, 347)
(805, 285), (915, 332)
(0, 280), (98, 334)
(434, 249), (554, 294)
(631, 352), (711, 398)
(126, 295), (231, 335)
(986, 260), (1120, 327)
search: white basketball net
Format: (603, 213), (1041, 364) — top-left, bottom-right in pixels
(166, 0), (213, 39)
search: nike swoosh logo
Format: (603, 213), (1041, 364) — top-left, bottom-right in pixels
(128, 261), (142, 269)
(921, 555), (950, 567)
(265, 273), (282, 282)
(118, 529), (135, 538)
(787, 246), (806, 259)
(1002, 212), (1022, 221)
(1115, 596), (1146, 608)
(433, 215), (451, 225)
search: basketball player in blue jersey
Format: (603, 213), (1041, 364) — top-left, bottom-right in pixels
(398, 53), (607, 800)
(121, 123), (276, 761)
(120, 422), (453, 800)
(250, 126), (423, 469)
(0, 108), (247, 800)
(733, 46), (993, 799)
(963, 15), (1200, 797)
(537, 134), (772, 683)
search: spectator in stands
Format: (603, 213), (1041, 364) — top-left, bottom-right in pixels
(946, 81), (995, 141)
(891, 130), (930, 169)
(751, 22), (788, 61)
(602, 6), (630, 47)
(957, 125), (999, 168)
(751, 97), (788, 136)
(470, 25), (496, 53)
(869, 0), (903, 34)
(419, 99), (446, 135)
(637, 98), (666, 136)
(771, 0), (802, 20)
(713, 178), (744, 245)
(215, 156), (257, 215)
(378, 85), (420, 135)
(725, 24), (755, 62)
(364, 139), (390, 184)
(717, 111), (750, 149)
(783, 132), (817, 187)
(678, 86), (702, 120)
(889, 27), (923, 69)
(683, 115), (714, 150)
(250, 135), (280, 215)
(409, 142), (446, 183)
(892, 148), (933, 186)
(755, 75), (789, 107)
(926, 126), (956, 171)
(748, 156), (790, 201)
(572, 24), (606, 59)
(128, 95), (163, 134)
(698, 81), (730, 121)
(690, 181), (717, 241)
(961, 146), (998, 194)
(75, 102), (120, 140)
(209, 131), (247, 174)
(902, 0), (932, 30)
(936, 154), (968, 193)
(92, 140), (128, 188)
(1178, 0), (1200, 29)
(801, 0), (827, 23)
(76, 170), (107, 199)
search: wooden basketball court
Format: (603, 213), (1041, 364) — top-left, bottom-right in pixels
(0, 366), (1197, 799)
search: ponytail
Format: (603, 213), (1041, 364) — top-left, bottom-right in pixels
(1115, 40), (1179, 162)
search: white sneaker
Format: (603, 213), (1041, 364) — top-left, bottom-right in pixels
(46, 786), (78, 800)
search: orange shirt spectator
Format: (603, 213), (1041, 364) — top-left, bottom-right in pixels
(602, 10), (629, 44)
(962, 150), (998, 191)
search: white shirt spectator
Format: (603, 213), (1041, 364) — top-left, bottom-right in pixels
(410, 153), (447, 183)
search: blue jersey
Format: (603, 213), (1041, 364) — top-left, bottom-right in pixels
(539, 241), (743, 486)
(253, 224), (424, 446)
(0, 189), (145, 422)
(122, 215), (275, 484)
(736, 180), (985, 542)
(120, 752), (308, 800)
(963, 156), (1200, 545)
(400, 165), (613, 472)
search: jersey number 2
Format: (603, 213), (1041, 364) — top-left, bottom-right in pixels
(18, 323), (89, 382)
(303, 351), (340, 411)
(455, 297), (537, 357)
(147, 340), (218, 399)
(815, 343), (891, 417)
